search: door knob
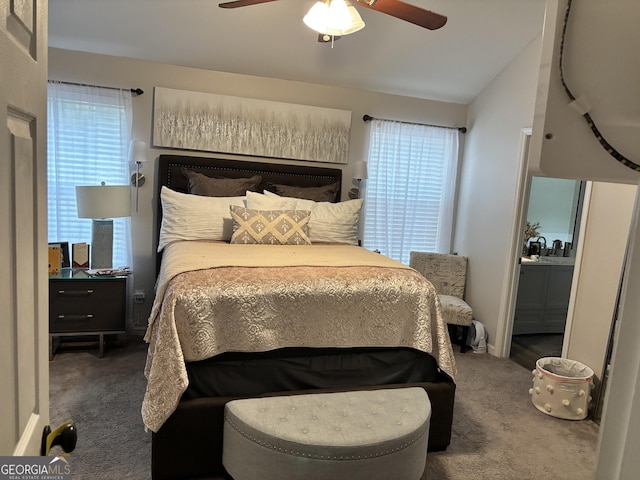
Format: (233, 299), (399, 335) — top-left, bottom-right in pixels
(41, 420), (77, 456)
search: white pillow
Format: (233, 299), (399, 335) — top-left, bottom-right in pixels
(246, 190), (296, 210)
(247, 191), (364, 245)
(158, 186), (246, 252)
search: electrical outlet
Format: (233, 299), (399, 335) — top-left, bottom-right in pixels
(133, 290), (146, 303)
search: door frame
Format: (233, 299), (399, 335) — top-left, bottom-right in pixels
(560, 181), (592, 355)
(494, 128), (532, 357)
(497, 128), (589, 359)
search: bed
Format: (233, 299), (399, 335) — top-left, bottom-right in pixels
(145, 154), (457, 480)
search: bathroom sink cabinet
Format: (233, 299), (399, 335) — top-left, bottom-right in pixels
(513, 264), (574, 335)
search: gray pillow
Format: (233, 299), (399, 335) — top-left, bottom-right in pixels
(183, 169), (262, 197)
(268, 182), (340, 202)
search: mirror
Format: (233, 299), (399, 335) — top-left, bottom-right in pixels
(525, 176), (585, 256)
(511, 176), (587, 368)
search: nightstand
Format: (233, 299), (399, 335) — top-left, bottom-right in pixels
(49, 268), (127, 360)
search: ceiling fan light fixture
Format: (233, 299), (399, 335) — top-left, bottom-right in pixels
(303, 1), (330, 34)
(342, 2), (365, 34)
(327, 0), (351, 30)
(303, 0), (365, 36)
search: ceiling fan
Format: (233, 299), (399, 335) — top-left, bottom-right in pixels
(219, 0), (447, 43)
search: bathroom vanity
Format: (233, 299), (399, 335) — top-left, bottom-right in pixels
(513, 257), (575, 335)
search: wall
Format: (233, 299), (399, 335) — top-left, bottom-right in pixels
(48, 47), (468, 333)
(565, 181), (636, 379)
(595, 193), (640, 479)
(529, 0), (640, 184)
(525, 1), (640, 476)
(454, 35), (542, 354)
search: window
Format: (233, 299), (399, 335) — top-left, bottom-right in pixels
(47, 82), (133, 268)
(362, 119), (460, 264)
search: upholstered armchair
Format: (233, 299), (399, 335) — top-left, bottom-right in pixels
(409, 252), (473, 353)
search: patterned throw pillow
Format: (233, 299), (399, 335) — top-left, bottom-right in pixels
(229, 206), (312, 245)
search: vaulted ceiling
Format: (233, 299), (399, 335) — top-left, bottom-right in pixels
(48, 0), (546, 103)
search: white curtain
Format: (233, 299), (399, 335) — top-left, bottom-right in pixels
(47, 81), (133, 268)
(362, 119), (460, 264)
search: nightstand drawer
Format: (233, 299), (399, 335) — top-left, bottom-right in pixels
(49, 278), (126, 333)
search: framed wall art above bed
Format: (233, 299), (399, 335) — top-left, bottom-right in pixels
(152, 87), (352, 164)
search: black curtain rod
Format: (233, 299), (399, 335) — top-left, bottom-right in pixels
(51, 80), (144, 97)
(362, 114), (466, 133)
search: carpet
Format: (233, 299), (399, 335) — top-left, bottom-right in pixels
(49, 336), (599, 479)
(49, 337), (151, 479)
(427, 350), (599, 479)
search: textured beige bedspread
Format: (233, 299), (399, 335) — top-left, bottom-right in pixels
(142, 241), (456, 433)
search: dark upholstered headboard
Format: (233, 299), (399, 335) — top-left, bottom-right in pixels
(155, 154), (343, 271)
(157, 155), (342, 197)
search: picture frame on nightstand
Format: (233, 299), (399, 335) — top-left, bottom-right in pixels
(49, 241), (70, 268)
(72, 242), (90, 269)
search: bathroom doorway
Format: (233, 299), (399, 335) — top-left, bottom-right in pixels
(510, 176), (586, 369)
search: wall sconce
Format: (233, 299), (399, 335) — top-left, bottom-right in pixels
(129, 140), (148, 212)
(76, 183), (131, 269)
(349, 160), (368, 199)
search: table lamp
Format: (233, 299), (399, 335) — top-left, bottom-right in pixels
(76, 183), (131, 269)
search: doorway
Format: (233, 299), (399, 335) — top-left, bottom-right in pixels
(510, 176), (586, 369)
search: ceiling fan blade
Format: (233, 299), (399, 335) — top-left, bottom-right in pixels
(355, 0), (447, 30)
(219, 0), (279, 8)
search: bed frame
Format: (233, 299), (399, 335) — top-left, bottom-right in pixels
(150, 155), (455, 480)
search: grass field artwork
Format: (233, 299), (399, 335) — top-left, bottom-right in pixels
(153, 87), (351, 164)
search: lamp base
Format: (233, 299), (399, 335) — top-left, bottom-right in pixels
(91, 219), (113, 269)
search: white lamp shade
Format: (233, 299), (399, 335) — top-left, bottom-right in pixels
(353, 160), (368, 180)
(327, 0), (351, 31)
(128, 140), (148, 164)
(76, 185), (131, 219)
(304, 0), (364, 36)
(342, 3), (365, 34)
(304, 1), (330, 33)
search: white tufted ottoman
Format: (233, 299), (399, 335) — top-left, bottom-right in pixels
(222, 387), (431, 480)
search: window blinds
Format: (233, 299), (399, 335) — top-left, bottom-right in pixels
(362, 119), (459, 264)
(47, 81), (133, 268)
